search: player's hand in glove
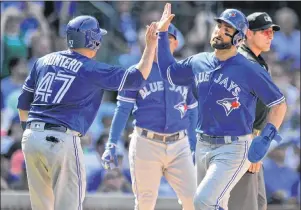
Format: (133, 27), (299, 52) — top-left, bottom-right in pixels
(248, 123), (282, 163)
(101, 143), (118, 170)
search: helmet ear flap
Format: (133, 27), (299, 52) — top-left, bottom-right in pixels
(232, 31), (244, 46)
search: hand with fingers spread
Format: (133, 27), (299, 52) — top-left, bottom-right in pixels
(145, 22), (159, 48)
(248, 162), (262, 173)
(157, 3), (175, 32)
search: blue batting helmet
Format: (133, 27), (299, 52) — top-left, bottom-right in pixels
(66, 16), (107, 51)
(214, 9), (249, 46)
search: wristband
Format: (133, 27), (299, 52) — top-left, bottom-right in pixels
(21, 121), (27, 131)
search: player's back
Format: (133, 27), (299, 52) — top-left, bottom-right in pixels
(27, 50), (104, 135)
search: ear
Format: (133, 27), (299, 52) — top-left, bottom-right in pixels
(174, 39), (179, 49)
(246, 29), (253, 39)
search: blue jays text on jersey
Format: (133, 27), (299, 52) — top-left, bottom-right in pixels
(117, 62), (198, 134)
(157, 31), (285, 136)
(17, 50), (147, 135)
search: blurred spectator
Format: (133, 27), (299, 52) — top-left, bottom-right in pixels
(263, 142), (300, 204)
(1, 57), (28, 100)
(1, 7), (27, 78)
(98, 169), (132, 194)
(185, 10), (216, 52)
(272, 7), (300, 71)
(88, 102), (117, 142)
(28, 32), (52, 70)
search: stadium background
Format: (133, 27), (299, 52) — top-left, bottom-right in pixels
(1, 1), (300, 209)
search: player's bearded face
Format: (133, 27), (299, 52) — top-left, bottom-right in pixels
(210, 23), (233, 50)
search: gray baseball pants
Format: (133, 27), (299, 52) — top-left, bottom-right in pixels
(194, 134), (252, 210)
(21, 122), (86, 210)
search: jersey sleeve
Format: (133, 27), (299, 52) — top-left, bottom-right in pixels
(249, 64), (285, 107)
(17, 61), (37, 110)
(157, 32), (195, 86)
(186, 86), (198, 109)
(88, 62), (146, 91)
(117, 90), (138, 104)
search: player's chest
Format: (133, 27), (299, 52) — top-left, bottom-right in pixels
(138, 80), (188, 101)
(195, 68), (246, 98)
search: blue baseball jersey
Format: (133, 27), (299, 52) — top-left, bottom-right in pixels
(157, 32), (285, 136)
(17, 50), (146, 135)
(118, 62), (198, 134)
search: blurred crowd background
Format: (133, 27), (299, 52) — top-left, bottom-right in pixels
(1, 1), (300, 207)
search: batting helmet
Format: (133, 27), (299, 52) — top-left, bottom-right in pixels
(214, 9), (249, 46)
(66, 16), (107, 51)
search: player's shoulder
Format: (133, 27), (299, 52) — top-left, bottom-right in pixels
(236, 53), (266, 73)
(191, 52), (213, 61)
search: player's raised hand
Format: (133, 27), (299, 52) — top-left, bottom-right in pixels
(101, 143), (118, 170)
(157, 3), (175, 32)
(145, 22), (158, 47)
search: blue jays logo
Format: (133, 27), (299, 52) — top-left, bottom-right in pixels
(174, 101), (188, 119)
(216, 97), (241, 116)
(228, 12), (236, 17)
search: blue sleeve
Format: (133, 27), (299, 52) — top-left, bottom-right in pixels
(17, 61), (37, 110)
(186, 87), (198, 151)
(108, 91), (136, 144)
(248, 63), (285, 107)
(88, 62), (146, 91)
(157, 32), (195, 86)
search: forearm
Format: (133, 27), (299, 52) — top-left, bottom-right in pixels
(136, 46), (157, 79)
(157, 32), (176, 80)
(187, 108), (198, 151)
(18, 109), (29, 122)
(266, 101), (287, 130)
(108, 101), (133, 144)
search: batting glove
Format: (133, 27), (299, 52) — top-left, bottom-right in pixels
(101, 143), (118, 170)
(248, 123), (282, 163)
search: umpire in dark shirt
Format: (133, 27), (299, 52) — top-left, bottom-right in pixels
(228, 12), (281, 210)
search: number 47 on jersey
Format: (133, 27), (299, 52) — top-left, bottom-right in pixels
(36, 72), (75, 104)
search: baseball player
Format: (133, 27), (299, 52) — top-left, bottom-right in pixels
(229, 12), (281, 210)
(156, 3), (287, 210)
(17, 16), (158, 210)
(102, 24), (198, 210)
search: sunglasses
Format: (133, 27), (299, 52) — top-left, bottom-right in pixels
(260, 29), (274, 37)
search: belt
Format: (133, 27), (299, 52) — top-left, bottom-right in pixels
(136, 127), (186, 143)
(26, 121), (82, 137)
(197, 133), (239, 144)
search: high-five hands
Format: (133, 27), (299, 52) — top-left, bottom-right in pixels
(145, 22), (159, 48)
(157, 3), (175, 32)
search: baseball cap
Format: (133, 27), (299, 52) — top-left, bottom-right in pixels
(168, 24), (178, 39)
(247, 12), (280, 31)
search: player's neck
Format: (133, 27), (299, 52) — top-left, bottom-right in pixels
(71, 48), (96, 58)
(245, 41), (261, 57)
(214, 47), (237, 61)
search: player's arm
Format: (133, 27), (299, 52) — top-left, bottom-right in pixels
(102, 91), (136, 170)
(17, 61), (37, 130)
(249, 65), (287, 132)
(157, 31), (194, 86)
(247, 64), (287, 162)
(108, 93), (136, 145)
(186, 86), (198, 152)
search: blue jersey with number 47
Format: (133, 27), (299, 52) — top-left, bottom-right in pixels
(17, 50), (146, 135)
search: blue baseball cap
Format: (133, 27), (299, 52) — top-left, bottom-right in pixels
(168, 24), (178, 40)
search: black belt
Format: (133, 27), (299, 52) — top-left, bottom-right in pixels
(26, 122), (82, 137)
(140, 129), (183, 143)
(197, 133), (239, 144)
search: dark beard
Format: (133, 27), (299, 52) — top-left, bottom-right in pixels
(211, 42), (232, 50)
